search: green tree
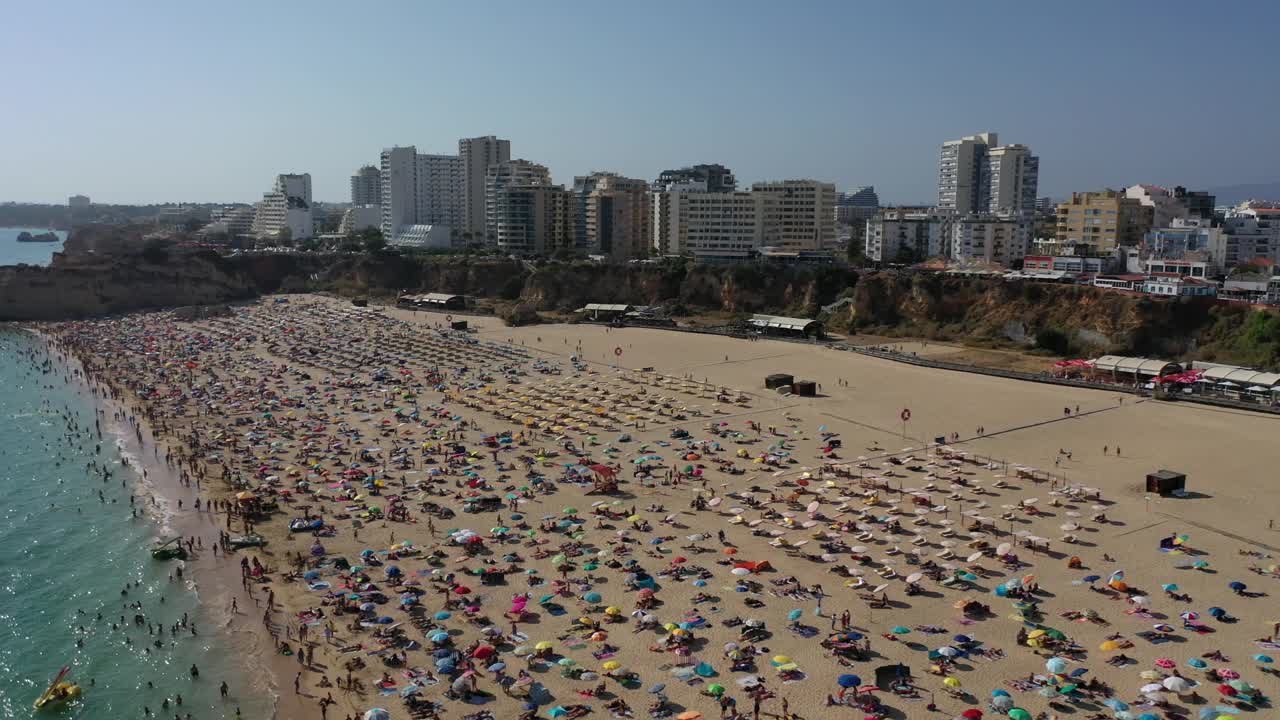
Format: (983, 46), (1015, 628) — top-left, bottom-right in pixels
(361, 229), (386, 254)
(847, 239), (869, 266)
(1035, 327), (1072, 355)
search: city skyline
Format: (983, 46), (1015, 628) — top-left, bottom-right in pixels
(4, 1), (1280, 205)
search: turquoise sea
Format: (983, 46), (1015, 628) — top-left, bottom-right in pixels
(0, 228), (67, 266)
(0, 331), (268, 719)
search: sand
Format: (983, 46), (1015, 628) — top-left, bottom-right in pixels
(45, 295), (1280, 720)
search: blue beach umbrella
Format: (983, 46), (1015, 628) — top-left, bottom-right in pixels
(837, 674), (861, 688)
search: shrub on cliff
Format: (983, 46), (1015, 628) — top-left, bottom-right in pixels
(497, 302), (540, 327)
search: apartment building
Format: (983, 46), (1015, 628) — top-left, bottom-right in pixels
(1216, 208), (1280, 269)
(662, 191), (764, 261)
(485, 160), (551, 244)
(938, 132), (1040, 216)
(653, 164), (736, 192)
(864, 209), (950, 263)
(752, 180), (837, 251)
(251, 173), (313, 240)
(378, 146), (464, 243)
(582, 174), (651, 261)
(984, 144), (1039, 216)
(1055, 190), (1153, 253)
(460, 136), (511, 234)
(350, 165), (382, 206)
(951, 215), (1031, 266)
(650, 181), (707, 256)
(491, 184), (573, 256)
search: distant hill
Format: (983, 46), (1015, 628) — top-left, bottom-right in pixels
(1205, 181), (1280, 206)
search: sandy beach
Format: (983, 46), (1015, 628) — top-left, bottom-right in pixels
(43, 294), (1280, 720)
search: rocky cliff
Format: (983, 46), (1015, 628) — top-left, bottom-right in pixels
(3, 229), (1278, 368)
(833, 271), (1280, 368)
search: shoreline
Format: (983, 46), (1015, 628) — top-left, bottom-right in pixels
(37, 330), (310, 720)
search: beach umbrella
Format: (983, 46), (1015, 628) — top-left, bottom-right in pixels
(1227, 679), (1252, 693)
(1163, 676), (1191, 693)
(549, 707), (568, 718)
(936, 646), (959, 657)
(1103, 700), (1129, 711)
(954, 634), (972, 644)
(1216, 684), (1236, 696)
(557, 658), (576, 667)
(787, 609), (803, 621)
(1187, 658), (1207, 669)
(891, 626), (911, 634)
(648, 683), (666, 694)
(487, 662), (506, 673)
(1207, 607), (1227, 618)
(772, 655), (792, 666)
(837, 674), (861, 688)
(583, 592), (603, 604)
(1140, 683), (1164, 694)
(434, 611), (451, 620)
(1007, 709), (1031, 720)
(1216, 668), (1240, 679)
(707, 684), (725, 696)
(1254, 654), (1274, 664)
(991, 696), (1013, 711)
(1045, 657), (1068, 674)
(535, 641), (554, 651)
(1082, 575), (1101, 583)
(1228, 581), (1246, 591)
(1038, 687), (1058, 698)
(602, 661), (622, 671)
(943, 676), (962, 688)
(363, 710), (390, 720)
(675, 712), (702, 720)
(1154, 658), (1176, 669)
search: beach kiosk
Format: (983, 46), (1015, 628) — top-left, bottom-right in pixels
(1145, 469), (1186, 496)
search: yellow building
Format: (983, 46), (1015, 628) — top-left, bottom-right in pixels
(1055, 190), (1153, 252)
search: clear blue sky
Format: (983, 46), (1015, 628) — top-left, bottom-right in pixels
(4, 0), (1277, 205)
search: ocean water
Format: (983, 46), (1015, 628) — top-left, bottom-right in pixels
(0, 331), (267, 719)
(0, 228), (67, 266)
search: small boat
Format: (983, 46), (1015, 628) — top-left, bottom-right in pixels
(229, 534), (267, 549)
(34, 666), (81, 709)
(152, 537), (188, 560)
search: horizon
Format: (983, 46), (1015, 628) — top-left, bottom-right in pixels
(4, 0), (1279, 205)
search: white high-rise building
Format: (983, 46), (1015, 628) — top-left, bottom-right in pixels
(984, 144), (1038, 216)
(380, 147), (418, 239)
(938, 132), (1038, 216)
(251, 173), (313, 240)
(379, 146), (464, 244)
(350, 165), (381, 206)
(460, 135), (511, 235)
(485, 160), (551, 244)
(415, 153), (464, 228)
